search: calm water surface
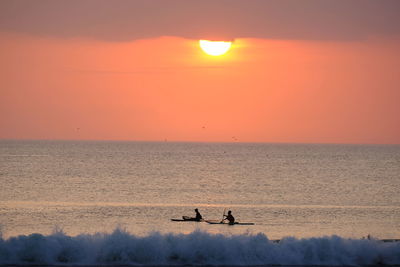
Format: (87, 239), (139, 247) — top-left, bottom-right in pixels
(0, 140), (399, 239)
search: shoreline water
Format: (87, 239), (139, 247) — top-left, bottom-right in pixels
(1, 141), (399, 265)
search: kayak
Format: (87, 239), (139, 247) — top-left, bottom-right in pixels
(206, 220), (255, 225)
(171, 216), (203, 222)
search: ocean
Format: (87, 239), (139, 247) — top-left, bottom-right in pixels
(0, 140), (399, 266)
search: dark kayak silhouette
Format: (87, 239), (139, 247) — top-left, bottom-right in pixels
(171, 216), (204, 222)
(205, 220), (254, 225)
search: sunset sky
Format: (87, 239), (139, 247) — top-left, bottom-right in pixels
(1, 0), (399, 144)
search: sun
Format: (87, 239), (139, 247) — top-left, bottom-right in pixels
(199, 40), (232, 56)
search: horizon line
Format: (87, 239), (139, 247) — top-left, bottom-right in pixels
(0, 138), (399, 146)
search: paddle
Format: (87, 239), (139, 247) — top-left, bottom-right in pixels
(221, 208), (226, 223)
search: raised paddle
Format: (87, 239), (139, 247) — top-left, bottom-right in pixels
(221, 208), (226, 223)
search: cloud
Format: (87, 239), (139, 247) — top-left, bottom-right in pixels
(1, 0), (400, 41)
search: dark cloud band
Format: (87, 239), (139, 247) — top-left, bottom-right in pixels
(1, 0), (399, 41)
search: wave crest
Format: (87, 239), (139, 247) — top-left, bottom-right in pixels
(1, 228), (399, 265)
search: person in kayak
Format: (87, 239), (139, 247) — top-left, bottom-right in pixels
(194, 208), (203, 221)
(222, 210), (235, 224)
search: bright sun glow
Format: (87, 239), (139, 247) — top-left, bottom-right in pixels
(199, 40), (232, 56)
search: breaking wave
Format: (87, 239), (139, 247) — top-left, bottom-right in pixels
(0, 228), (399, 266)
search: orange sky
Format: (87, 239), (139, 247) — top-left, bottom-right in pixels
(1, 33), (399, 144)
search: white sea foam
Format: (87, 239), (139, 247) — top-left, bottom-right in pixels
(0, 228), (399, 266)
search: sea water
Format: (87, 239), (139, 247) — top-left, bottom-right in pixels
(0, 140), (399, 265)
